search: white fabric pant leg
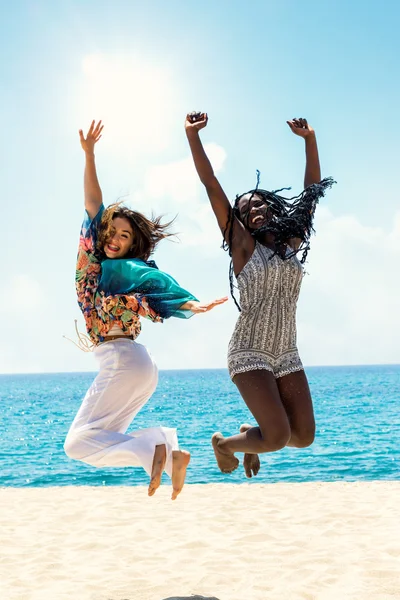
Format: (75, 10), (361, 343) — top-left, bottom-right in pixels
(64, 339), (179, 478)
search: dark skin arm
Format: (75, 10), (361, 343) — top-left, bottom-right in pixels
(185, 113), (322, 260)
(286, 117), (321, 187)
(286, 118), (321, 250)
(184, 112), (254, 275)
(185, 113), (233, 234)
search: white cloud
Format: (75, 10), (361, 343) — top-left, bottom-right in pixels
(297, 207), (400, 366)
(143, 143), (227, 204)
(133, 144), (228, 251)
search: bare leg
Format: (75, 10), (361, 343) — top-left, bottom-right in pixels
(276, 370), (315, 448)
(211, 370), (315, 474)
(148, 444), (166, 496)
(240, 424), (260, 478)
(171, 450), (191, 500)
(213, 370), (291, 461)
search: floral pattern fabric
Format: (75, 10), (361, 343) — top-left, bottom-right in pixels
(76, 205), (162, 346)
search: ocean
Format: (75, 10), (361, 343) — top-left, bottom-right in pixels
(1, 365), (399, 487)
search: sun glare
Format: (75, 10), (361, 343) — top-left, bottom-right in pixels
(78, 53), (177, 157)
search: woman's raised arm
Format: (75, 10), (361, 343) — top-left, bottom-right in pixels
(79, 120), (104, 219)
(185, 113), (234, 238)
(287, 117), (321, 188)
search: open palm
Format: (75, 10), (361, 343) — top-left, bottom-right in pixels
(79, 120), (104, 154)
(189, 297), (228, 313)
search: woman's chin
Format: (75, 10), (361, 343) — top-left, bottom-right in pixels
(248, 223), (264, 232)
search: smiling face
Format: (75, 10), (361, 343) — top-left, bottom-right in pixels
(237, 193), (271, 231)
(103, 216), (134, 258)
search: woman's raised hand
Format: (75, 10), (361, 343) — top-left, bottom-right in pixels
(185, 296), (228, 314)
(79, 120), (104, 154)
(287, 117), (315, 138)
(185, 112), (208, 134)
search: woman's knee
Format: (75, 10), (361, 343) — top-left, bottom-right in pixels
(258, 427), (291, 452)
(63, 433), (84, 460)
(290, 427), (315, 448)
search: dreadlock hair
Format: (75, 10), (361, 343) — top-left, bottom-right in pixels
(96, 203), (176, 262)
(223, 173), (336, 311)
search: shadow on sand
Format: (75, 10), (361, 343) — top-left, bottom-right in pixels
(162, 596), (221, 600)
(107, 595), (221, 600)
(107, 594), (219, 600)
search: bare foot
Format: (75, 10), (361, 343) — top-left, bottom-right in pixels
(148, 444), (166, 497)
(211, 432), (239, 474)
(240, 424), (261, 478)
(171, 450), (191, 500)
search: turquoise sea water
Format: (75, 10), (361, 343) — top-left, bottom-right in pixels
(0, 366), (399, 487)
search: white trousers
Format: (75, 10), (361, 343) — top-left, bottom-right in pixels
(64, 339), (179, 478)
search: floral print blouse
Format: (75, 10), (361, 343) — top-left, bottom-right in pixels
(76, 205), (162, 346)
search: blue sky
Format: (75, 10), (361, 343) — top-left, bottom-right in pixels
(1, 0), (399, 373)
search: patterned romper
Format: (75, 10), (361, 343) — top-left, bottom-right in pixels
(228, 241), (304, 380)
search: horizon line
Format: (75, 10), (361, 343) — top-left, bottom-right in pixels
(1, 363), (399, 377)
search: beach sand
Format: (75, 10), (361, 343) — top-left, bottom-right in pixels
(1, 482), (399, 600)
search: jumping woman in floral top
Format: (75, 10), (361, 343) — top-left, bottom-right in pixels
(64, 120), (227, 500)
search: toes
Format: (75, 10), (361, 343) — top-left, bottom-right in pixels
(221, 456), (239, 474)
(243, 456), (253, 478)
(148, 477), (159, 496)
(243, 454), (261, 478)
(252, 458), (261, 477)
(171, 488), (182, 500)
(230, 457), (240, 473)
(245, 466), (253, 478)
(171, 450), (190, 499)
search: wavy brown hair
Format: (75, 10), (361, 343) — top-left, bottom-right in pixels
(96, 203), (175, 261)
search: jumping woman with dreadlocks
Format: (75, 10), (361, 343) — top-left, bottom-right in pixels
(64, 120), (227, 499)
(185, 112), (334, 476)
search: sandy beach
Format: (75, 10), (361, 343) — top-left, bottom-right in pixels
(1, 482), (399, 600)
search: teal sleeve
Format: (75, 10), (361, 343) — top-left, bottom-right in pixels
(98, 258), (198, 319)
